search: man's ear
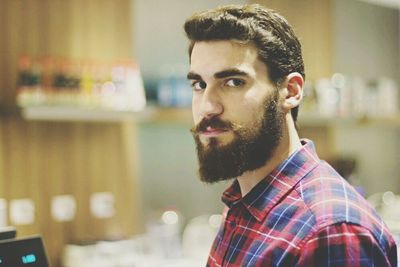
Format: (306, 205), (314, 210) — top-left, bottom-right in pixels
(280, 72), (304, 112)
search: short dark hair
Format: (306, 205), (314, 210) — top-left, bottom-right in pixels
(184, 4), (305, 122)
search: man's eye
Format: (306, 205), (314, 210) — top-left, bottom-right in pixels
(225, 78), (245, 87)
(192, 81), (207, 91)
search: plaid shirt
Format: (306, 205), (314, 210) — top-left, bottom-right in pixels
(207, 139), (397, 267)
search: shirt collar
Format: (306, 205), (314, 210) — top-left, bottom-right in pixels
(221, 139), (320, 222)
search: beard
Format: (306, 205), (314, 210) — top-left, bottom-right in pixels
(191, 91), (284, 184)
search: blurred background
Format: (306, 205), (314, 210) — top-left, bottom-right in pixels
(0, 0), (400, 266)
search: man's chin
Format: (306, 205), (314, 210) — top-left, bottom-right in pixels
(199, 136), (234, 150)
(197, 151), (249, 184)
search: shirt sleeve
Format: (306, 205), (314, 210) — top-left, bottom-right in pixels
(297, 222), (398, 267)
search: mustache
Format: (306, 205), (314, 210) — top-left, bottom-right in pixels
(190, 117), (238, 134)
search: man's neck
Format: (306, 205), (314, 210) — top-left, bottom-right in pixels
(237, 114), (302, 197)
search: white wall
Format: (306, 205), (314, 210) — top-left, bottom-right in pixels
(333, 0), (400, 195)
(334, 0), (399, 81)
(133, 0), (246, 81)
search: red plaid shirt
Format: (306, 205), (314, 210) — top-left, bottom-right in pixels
(207, 140), (397, 266)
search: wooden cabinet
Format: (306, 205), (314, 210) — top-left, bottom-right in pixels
(0, 118), (141, 266)
(0, 1), (141, 266)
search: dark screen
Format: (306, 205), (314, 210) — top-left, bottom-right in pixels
(0, 227), (16, 241)
(0, 236), (49, 267)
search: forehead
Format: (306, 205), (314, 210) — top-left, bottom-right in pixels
(189, 40), (267, 79)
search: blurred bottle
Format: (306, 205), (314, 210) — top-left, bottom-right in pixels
(332, 73), (352, 117)
(173, 64), (192, 108)
(377, 77), (398, 117)
(79, 60), (96, 107)
(315, 78), (339, 117)
(157, 64), (191, 108)
(40, 56), (54, 92)
(301, 80), (317, 114)
(17, 55), (44, 106)
(123, 61), (146, 111)
(157, 65), (175, 107)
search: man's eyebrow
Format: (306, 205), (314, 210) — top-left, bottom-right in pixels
(187, 72), (202, 80)
(187, 68), (250, 80)
(214, 68), (249, 79)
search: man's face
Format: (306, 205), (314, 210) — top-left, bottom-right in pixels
(188, 40), (285, 183)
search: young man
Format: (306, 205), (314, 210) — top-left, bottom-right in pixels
(184, 4), (397, 267)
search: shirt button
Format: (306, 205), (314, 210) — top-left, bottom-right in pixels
(230, 221), (236, 228)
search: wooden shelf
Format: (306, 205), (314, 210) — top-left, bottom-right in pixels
(144, 108), (400, 128)
(299, 112), (400, 128)
(20, 105), (400, 127)
(21, 106), (152, 123)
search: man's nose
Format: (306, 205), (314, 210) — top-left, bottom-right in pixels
(199, 87), (224, 119)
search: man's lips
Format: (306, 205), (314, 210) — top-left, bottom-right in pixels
(200, 126), (228, 137)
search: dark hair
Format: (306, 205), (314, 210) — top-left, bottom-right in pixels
(184, 4), (305, 122)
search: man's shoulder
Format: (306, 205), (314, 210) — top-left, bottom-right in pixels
(293, 160), (390, 244)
